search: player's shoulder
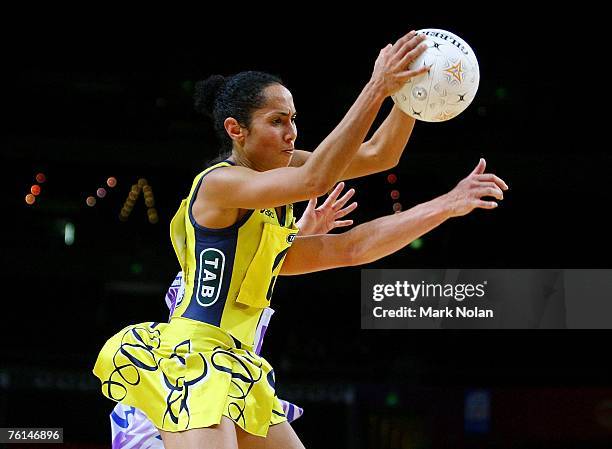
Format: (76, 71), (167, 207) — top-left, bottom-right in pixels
(204, 163), (252, 180)
(197, 163), (256, 194)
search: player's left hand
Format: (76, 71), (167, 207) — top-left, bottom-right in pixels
(296, 182), (357, 235)
(444, 158), (509, 217)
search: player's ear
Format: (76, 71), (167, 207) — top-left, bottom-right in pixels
(224, 117), (247, 146)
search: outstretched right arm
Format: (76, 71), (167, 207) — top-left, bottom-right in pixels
(202, 31), (430, 210)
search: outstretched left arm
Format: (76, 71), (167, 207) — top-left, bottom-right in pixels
(281, 159), (509, 275)
(291, 104), (416, 180)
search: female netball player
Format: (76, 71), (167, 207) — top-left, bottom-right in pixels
(94, 30), (508, 449)
(109, 182), (357, 449)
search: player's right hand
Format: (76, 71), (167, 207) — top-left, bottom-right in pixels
(370, 31), (430, 98)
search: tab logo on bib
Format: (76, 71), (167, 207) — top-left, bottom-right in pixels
(196, 248), (225, 307)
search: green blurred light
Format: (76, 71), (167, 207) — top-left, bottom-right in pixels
(385, 392), (399, 407)
(181, 80), (194, 93)
(64, 222), (75, 246)
(495, 87), (507, 100)
(130, 263), (143, 275)
(410, 238), (424, 250)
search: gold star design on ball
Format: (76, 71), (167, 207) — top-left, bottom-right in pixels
(444, 60), (464, 83)
(436, 111), (456, 121)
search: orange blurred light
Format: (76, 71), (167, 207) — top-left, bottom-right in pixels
(86, 196), (96, 207)
(31, 185), (41, 196)
(25, 194), (36, 205)
(107, 177), (117, 188)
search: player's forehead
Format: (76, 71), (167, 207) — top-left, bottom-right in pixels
(257, 84), (296, 116)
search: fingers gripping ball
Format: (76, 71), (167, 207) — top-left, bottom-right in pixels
(392, 29), (480, 122)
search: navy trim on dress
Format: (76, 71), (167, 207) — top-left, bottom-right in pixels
(188, 161), (254, 235)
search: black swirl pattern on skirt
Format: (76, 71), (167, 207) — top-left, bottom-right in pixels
(102, 324), (162, 401)
(161, 340), (208, 427)
(211, 345), (264, 428)
(101, 323), (208, 429)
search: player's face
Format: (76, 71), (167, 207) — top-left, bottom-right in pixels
(242, 84), (297, 171)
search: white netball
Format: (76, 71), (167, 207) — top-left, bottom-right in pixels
(392, 28), (480, 122)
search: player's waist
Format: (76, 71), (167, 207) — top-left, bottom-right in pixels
(166, 316), (253, 350)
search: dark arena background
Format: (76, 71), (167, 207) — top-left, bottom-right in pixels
(2, 10), (610, 449)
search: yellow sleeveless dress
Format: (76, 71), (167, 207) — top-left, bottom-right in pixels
(93, 161), (299, 436)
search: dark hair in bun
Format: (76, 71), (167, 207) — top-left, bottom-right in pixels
(193, 75), (226, 119)
(194, 71), (284, 155)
